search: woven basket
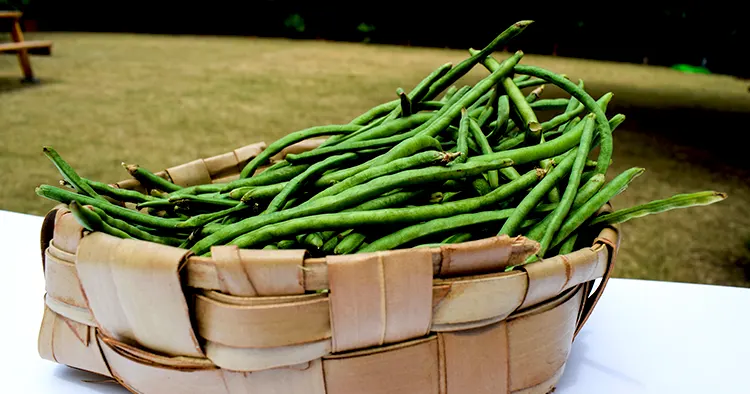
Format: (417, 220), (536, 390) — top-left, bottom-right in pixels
(37, 139), (620, 394)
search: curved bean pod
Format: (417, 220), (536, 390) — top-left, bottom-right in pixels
(239, 124), (361, 178)
(42, 147), (104, 200)
(589, 191), (727, 226)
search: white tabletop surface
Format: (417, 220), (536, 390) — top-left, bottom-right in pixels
(1, 209), (748, 394)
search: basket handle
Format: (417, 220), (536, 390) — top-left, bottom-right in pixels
(574, 223), (620, 338)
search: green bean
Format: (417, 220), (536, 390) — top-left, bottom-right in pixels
(514, 64), (613, 177)
(452, 108), (470, 165)
(304, 150), (453, 205)
(499, 151), (577, 237)
(191, 160), (517, 255)
(136, 199), (175, 210)
(37, 185), (185, 229)
(537, 116), (596, 258)
(558, 80), (584, 134)
(442, 232), (473, 244)
(524, 173), (608, 241)
(515, 78), (546, 89)
(383, 63), (453, 123)
(239, 183), (288, 203)
(445, 125), (481, 154)
(331, 112), (433, 145)
(468, 118), (500, 188)
(476, 86), (500, 128)
(277, 240), (297, 249)
(490, 95), (511, 140)
(263, 244), (279, 250)
(88, 206), (183, 246)
(525, 85), (545, 103)
(296, 232), (324, 249)
(468, 89), (495, 112)
(589, 191), (727, 226)
(69, 201), (133, 238)
(264, 153), (358, 214)
(85, 179), (157, 203)
(514, 75), (531, 83)
(442, 86), (458, 102)
(396, 87), (412, 117)
(467, 50), (540, 143)
(474, 113), (586, 166)
(422, 21), (532, 101)
(334, 232), (368, 254)
(529, 98), (570, 111)
(214, 164), (310, 194)
(349, 100), (399, 126)
(322, 235), (340, 254)
(124, 164), (182, 193)
(415, 52), (524, 140)
(539, 101), (586, 132)
(417, 101), (445, 111)
(169, 194), (241, 209)
(229, 186), (260, 200)
(239, 124), (361, 178)
(471, 177), (492, 196)
(550, 167), (646, 247)
(226, 169), (542, 249)
(316, 135), (442, 185)
(347, 189), (425, 211)
(492, 133), (524, 152)
(361, 209), (517, 252)
(558, 233), (579, 255)
(42, 147), (104, 200)
(176, 203), (250, 229)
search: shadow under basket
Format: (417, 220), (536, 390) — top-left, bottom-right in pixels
(37, 139), (620, 394)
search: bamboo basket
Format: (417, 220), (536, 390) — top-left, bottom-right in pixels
(37, 139), (620, 394)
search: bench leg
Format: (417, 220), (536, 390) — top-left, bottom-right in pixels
(10, 21), (39, 83)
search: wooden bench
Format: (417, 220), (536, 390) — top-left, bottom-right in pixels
(0, 11), (52, 82)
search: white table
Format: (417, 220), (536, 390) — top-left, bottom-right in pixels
(1, 209), (748, 393)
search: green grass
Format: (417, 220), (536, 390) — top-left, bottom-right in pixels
(1, 32), (749, 287)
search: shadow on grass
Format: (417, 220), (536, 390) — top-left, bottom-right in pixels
(0, 76), (59, 94)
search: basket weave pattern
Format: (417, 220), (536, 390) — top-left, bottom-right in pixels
(38, 140), (620, 394)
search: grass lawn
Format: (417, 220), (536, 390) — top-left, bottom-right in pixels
(2, 32), (749, 287)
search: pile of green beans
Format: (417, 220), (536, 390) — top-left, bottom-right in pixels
(35, 21), (726, 269)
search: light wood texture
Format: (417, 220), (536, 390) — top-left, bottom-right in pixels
(1, 12), (52, 80)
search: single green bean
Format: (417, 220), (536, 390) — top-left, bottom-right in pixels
(296, 232), (324, 249)
(530, 98), (570, 111)
(538, 115), (596, 258)
(477, 86), (500, 128)
(361, 209), (517, 252)
(226, 169), (542, 249)
(349, 100), (399, 126)
(42, 147), (104, 200)
(239, 124), (361, 178)
(239, 183), (288, 203)
(525, 85), (545, 103)
(442, 86), (458, 102)
(85, 179), (157, 203)
(490, 95), (511, 141)
(558, 80), (584, 134)
(264, 153), (358, 214)
(422, 21), (532, 101)
(125, 164), (182, 193)
(330, 112), (433, 145)
(334, 232), (368, 254)
(322, 235), (340, 254)
(589, 191), (727, 226)
(176, 203), (250, 229)
(397, 88), (412, 117)
(263, 244), (279, 250)
(277, 240), (297, 249)
(88, 206), (183, 246)
(550, 167), (646, 247)
(515, 78), (547, 89)
(514, 75), (532, 83)
(468, 118), (500, 188)
(169, 194), (241, 209)
(452, 108), (470, 165)
(558, 233), (579, 255)
(383, 62), (452, 122)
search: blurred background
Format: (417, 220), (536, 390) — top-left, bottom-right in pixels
(2, 1), (749, 286)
